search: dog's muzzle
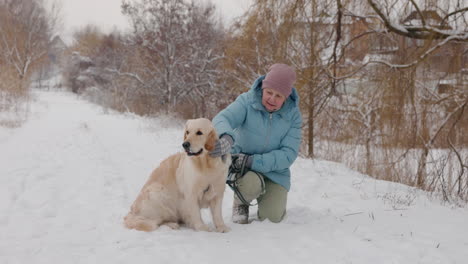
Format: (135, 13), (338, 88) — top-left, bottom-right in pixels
(182, 141), (203, 156)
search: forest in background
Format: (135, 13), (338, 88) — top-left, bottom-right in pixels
(1, 0), (467, 203)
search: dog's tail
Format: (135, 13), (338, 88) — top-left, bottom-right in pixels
(124, 213), (158, 232)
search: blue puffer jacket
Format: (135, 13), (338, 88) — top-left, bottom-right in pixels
(213, 75), (302, 191)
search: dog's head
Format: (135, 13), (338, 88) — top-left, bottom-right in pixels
(182, 118), (217, 157)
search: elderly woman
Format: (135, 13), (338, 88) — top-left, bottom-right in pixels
(210, 63), (302, 224)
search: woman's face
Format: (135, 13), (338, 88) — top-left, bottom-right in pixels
(262, 88), (286, 112)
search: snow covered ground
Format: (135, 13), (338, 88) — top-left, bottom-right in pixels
(1, 90), (467, 264)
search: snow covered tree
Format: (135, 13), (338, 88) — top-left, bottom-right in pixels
(0, 0), (56, 87)
(367, 0), (467, 41)
(121, 0), (224, 116)
(0, 0), (59, 127)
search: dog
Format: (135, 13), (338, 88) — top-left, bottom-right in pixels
(124, 118), (231, 232)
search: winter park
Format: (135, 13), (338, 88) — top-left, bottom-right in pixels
(1, 0), (468, 263)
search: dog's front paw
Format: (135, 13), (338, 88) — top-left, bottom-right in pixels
(164, 222), (180, 230)
(215, 224), (231, 233)
(194, 223), (212, 232)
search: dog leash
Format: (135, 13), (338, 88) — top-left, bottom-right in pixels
(226, 155), (265, 206)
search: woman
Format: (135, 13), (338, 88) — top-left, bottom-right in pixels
(210, 63), (302, 224)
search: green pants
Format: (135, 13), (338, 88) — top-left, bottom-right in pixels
(236, 171), (288, 223)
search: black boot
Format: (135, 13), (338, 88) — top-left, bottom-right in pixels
(232, 195), (249, 224)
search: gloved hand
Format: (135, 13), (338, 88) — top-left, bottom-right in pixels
(209, 134), (233, 157)
(231, 153), (253, 171)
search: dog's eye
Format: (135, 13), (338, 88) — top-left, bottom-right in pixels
(196, 131), (203, 135)
(186, 131), (189, 135)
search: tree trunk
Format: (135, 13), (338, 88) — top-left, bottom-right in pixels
(308, 87), (315, 158)
(416, 147), (429, 188)
(365, 137), (371, 175)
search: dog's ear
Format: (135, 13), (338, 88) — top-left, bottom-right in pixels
(205, 129), (217, 151)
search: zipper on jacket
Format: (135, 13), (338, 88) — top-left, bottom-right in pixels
(262, 113), (273, 153)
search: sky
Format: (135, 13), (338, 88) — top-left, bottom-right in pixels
(56, 0), (253, 44)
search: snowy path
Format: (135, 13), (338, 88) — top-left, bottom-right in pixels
(0, 90), (467, 264)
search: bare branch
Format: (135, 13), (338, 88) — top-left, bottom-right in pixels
(409, 0), (426, 27)
(367, 0), (468, 41)
(329, 31), (466, 80)
(104, 68), (145, 85)
(441, 7), (468, 26)
(331, 0), (343, 94)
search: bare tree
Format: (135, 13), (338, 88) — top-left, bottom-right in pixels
(120, 0), (224, 116)
(0, 0), (59, 127)
(367, 0), (467, 41)
(285, 0), (340, 157)
(0, 0), (56, 84)
(174, 2), (225, 118)
(336, 0), (468, 72)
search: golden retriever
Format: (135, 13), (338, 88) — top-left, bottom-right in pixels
(124, 118), (231, 233)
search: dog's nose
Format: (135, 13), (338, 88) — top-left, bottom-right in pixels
(182, 141), (190, 150)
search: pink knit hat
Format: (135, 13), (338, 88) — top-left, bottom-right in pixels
(262, 63), (296, 98)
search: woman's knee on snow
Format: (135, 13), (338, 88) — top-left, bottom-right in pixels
(258, 208), (285, 223)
